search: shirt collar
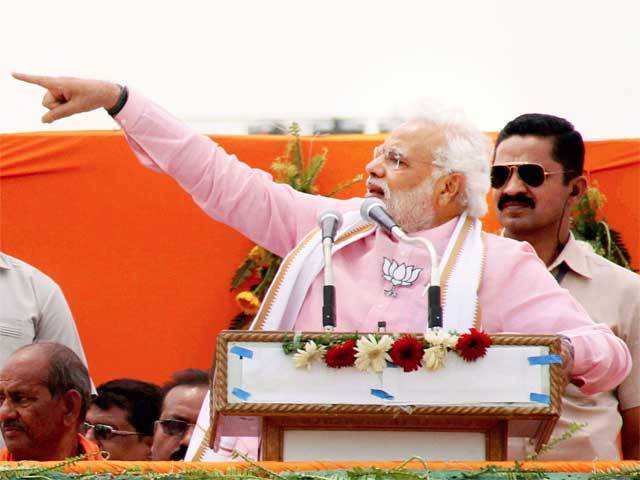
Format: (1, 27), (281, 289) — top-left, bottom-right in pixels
(412, 216), (460, 254)
(0, 254), (12, 270)
(548, 233), (592, 279)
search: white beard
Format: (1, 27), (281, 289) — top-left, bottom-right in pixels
(369, 177), (437, 233)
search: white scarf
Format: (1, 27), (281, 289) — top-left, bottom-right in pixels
(250, 210), (486, 332)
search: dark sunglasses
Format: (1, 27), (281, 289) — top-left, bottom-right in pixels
(491, 163), (570, 189)
(82, 422), (144, 441)
(155, 419), (195, 437)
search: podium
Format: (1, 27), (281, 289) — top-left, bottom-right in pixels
(210, 331), (563, 461)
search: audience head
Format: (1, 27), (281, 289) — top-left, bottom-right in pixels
(151, 368), (209, 461)
(493, 113), (586, 236)
(84, 379), (162, 460)
(0, 342), (91, 461)
(366, 104), (491, 232)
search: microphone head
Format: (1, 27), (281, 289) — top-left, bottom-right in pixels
(317, 209), (343, 229)
(360, 197), (386, 222)
(317, 209), (343, 241)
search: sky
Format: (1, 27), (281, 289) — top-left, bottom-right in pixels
(2, 0), (639, 138)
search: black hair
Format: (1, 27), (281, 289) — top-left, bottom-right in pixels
(162, 368), (210, 397)
(92, 379), (163, 436)
(495, 113), (584, 183)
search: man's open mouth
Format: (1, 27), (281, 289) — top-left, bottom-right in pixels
(366, 182), (385, 198)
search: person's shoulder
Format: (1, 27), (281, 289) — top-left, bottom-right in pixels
(0, 251), (61, 290)
(0, 446), (10, 460)
(482, 232), (550, 281)
(577, 242), (640, 289)
(483, 231), (538, 257)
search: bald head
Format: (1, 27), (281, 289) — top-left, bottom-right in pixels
(4, 343), (91, 420)
(0, 343), (91, 460)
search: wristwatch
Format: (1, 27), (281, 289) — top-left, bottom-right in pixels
(107, 85), (129, 117)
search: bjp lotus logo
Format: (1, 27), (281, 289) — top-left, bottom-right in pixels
(382, 257), (423, 297)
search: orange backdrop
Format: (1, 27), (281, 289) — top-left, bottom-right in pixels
(0, 132), (638, 385)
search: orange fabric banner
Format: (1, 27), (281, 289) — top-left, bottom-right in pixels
(0, 132), (638, 384)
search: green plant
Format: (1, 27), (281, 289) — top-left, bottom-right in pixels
(571, 186), (633, 270)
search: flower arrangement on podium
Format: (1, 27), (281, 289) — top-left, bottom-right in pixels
(282, 328), (492, 373)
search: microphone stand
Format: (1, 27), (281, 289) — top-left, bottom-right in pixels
(318, 210), (342, 332)
(390, 228), (443, 329)
(322, 236), (337, 332)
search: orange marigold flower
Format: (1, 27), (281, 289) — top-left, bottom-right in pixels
(236, 291), (261, 315)
(248, 246), (268, 264)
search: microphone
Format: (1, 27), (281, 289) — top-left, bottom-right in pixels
(317, 210), (343, 331)
(360, 197), (399, 235)
(360, 197), (443, 329)
(318, 210), (343, 241)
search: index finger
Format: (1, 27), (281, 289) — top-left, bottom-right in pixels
(12, 72), (58, 89)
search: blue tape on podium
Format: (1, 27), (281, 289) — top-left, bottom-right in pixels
(370, 389), (394, 400)
(232, 388), (251, 401)
(528, 354), (562, 365)
(230, 346), (254, 359)
(530, 392), (551, 404)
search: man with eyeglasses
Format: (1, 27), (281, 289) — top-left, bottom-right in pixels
(84, 379), (162, 460)
(492, 113), (639, 460)
(13, 73), (632, 461)
(151, 369), (209, 461)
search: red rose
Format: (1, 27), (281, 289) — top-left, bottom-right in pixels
(325, 340), (357, 368)
(456, 328), (492, 362)
(389, 335), (424, 372)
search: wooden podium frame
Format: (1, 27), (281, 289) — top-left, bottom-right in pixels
(210, 331), (563, 461)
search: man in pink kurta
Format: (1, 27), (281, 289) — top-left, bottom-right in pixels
(109, 89), (629, 394)
(13, 74), (632, 459)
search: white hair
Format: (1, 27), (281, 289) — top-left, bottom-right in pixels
(398, 101), (492, 218)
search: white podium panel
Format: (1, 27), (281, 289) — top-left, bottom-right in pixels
(283, 430), (486, 461)
(227, 342), (551, 407)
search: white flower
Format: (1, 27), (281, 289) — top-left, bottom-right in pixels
(423, 345), (447, 371)
(424, 328), (458, 348)
(444, 333), (459, 348)
(354, 334), (393, 373)
(293, 340), (326, 370)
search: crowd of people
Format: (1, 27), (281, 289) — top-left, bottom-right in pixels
(0, 72), (637, 462)
(0, 342), (208, 461)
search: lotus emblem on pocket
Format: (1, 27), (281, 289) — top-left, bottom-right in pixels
(382, 257), (423, 297)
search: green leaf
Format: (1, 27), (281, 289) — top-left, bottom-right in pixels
(301, 154), (327, 191)
(230, 258), (257, 291)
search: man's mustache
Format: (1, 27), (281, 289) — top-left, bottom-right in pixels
(1, 420), (25, 432)
(169, 445), (188, 461)
(366, 178), (389, 197)
(498, 193), (535, 210)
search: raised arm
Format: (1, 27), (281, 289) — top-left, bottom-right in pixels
(13, 73), (351, 256)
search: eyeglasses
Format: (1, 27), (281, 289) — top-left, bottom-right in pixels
(373, 144), (406, 170)
(155, 419), (195, 437)
(491, 163), (570, 189)
(82, 422), (144, 441)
